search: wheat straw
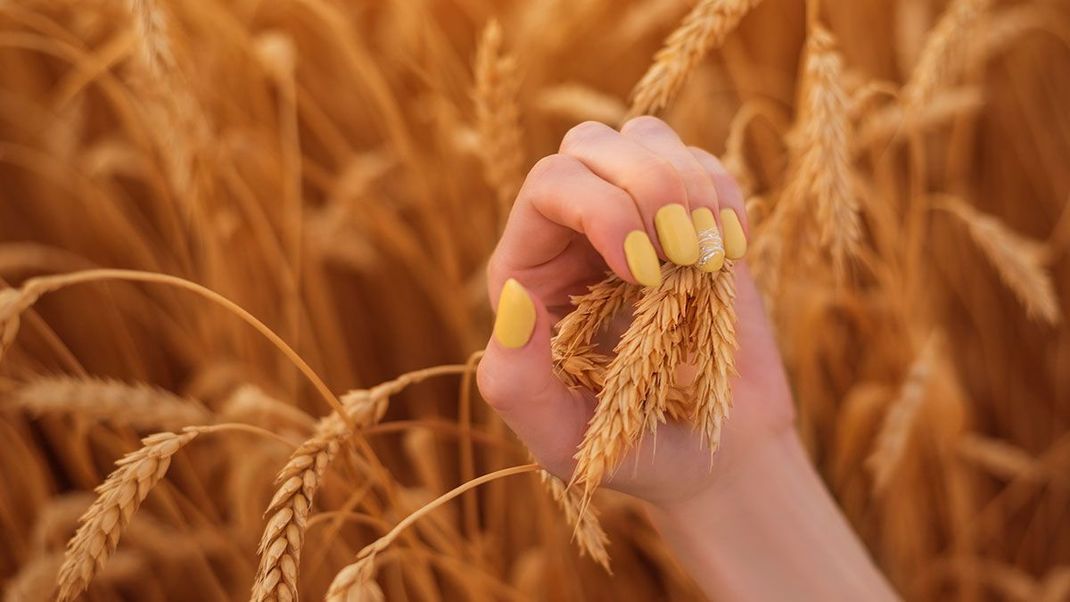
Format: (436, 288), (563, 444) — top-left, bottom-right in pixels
(326, 465), (538, 601)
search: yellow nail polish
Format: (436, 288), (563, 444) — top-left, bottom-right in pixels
(624, 231), (662, 287)
(493, 279), (536, 349)
(691, 208), (725, 272)
(654, 204), (700, 265)
(720, 208), (747, 259)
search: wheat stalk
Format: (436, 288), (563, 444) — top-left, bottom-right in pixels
(326, 465), (538, 602)
(534, 83), (628, 125)
(628, 0), (764, 117)
(474, 19), (525, 227)
(55, 430), (199, 602)
(941, 198), (1060, 324)
(14, 376), (211, 432)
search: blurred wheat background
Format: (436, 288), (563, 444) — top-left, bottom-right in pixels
(0, 0), (1068, 600)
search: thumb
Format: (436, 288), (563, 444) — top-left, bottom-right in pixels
(477, 278), (590, 477)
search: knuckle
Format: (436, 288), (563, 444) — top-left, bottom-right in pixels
(559, 120), (607, 152)
(619, 157), (680, 199)
(620, 115), (669, 136)
(527, 153), (571, 180)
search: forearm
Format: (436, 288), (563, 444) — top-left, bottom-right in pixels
(647, 432), (899, 601)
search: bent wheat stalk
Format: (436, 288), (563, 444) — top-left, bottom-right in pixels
(326, 465), (539, 602)
(0, 269), (350, 428)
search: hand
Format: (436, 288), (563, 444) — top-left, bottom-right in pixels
(476, 116), (796, 508)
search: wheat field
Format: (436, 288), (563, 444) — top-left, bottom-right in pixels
(1, 0), (1069, 600)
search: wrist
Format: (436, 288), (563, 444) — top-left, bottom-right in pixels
(645, 432), (898, 601)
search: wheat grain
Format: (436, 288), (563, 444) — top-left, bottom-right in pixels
(942, 198), (1060, 324)
(55, 430), (199, 602)
(325, 552), (384, 602)
(15, 376), (211, 432)
(628, 0), (764, 117)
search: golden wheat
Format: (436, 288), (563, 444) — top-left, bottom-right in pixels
(941, 198), (1060, 324)
(55, 430), (199, 602)
(628, 0), (764, 116)
(14, 376), (211, 432)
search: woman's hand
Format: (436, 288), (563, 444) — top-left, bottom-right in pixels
(476, 116), (795, 508)
(477, 116), (898, 600)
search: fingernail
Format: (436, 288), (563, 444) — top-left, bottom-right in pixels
(691, 208), (725, 272)
(624, 231), (662, 287)
(654, 204), (700, 265)
(720, 208), (747, 259)
(493, 279), (536, 349)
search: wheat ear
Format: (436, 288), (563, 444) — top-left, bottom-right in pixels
(940, 198), (1060, 324)
(251, 366), (466, 602)
(570, 266), (697, 504)
(540, 470), (611, 572)
(781, 25), (861, 273)
(866, 335), (940, 494)
(474, 19), (525, 227)
(689, 263), (738, 455)
(903, 0), (992, 110)
(628, 0), (764, 117)
(55, 430), (199, 602)
(15, 376), (211, 432)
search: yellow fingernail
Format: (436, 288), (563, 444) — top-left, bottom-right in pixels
(624, 231), (662, 287)
(691, 208), (725, 272)
(720, 208), (747, 259)
(654, 204), (700, 265)
(493, 279), (536, 349)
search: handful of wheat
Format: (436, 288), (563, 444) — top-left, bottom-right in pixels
(553, 263), (738, 506)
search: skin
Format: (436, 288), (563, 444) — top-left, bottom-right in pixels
(478, 117), (899, 600)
